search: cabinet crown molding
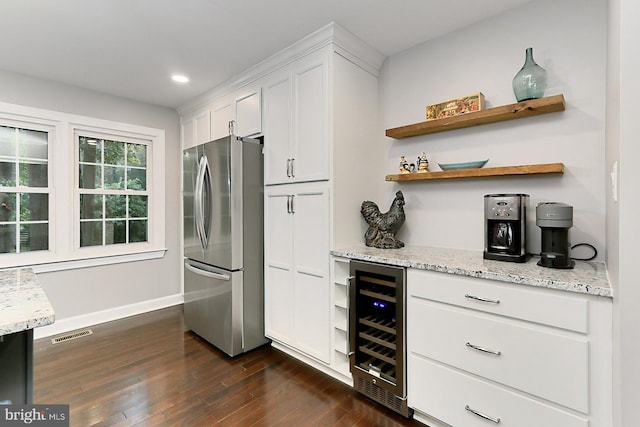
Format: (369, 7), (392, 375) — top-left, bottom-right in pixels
(177, 21), (385, 115)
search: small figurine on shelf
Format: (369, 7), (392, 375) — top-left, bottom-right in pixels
(416, 152), (429, 173)
(399, 156), (415, 173)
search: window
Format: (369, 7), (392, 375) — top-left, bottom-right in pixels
(78, 135), (149, 247)
(0, 124), (50, 254)
(0, 100), (166, 271)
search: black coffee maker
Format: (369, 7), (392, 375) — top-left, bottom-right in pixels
(536, 202), (575, 269)
(484, 194), (530, 263)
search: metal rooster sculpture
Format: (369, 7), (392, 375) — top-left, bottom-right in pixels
(361, 191), (406, 249)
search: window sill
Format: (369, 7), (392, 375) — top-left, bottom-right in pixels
(27, 249), (167, 273)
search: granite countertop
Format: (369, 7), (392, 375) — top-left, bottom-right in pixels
(0, 268), (55, 335)
(331, 245), (612, 298)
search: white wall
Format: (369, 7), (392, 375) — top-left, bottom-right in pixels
(378, 0), (607, 260)
(607, 0), (640, 424)
(0, 69), (182, 333)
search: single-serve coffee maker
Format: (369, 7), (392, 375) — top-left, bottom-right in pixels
(484, 194), (529, 263)
(536, 202), (575, 269)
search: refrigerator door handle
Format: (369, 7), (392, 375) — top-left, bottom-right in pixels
(194, 156), (205, 250)
(195, 155), (210, 251)
(184, 260), (231, 281)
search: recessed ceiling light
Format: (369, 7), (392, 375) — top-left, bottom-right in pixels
(171, 74), (189, 83)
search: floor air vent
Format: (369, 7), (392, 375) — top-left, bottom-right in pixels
(51, 329), (93, 344)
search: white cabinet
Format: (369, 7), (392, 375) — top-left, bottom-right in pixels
(263, 49), (329, 185)
(407, 269), (613, 427)
(264, 183), (330, 363)
(181, 106), (211, 149)
(211, 85), (262, 140)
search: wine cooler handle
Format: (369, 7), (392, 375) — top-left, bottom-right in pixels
(465, 293), (500, 304)
(346, 275), (356, 359)
(465, 405), (501, 424)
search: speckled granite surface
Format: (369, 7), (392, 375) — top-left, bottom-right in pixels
(1, 268), (55, 335)
(332, 245), (612, 298)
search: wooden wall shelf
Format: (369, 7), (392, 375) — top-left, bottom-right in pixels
(385, 94), (566, 139)
(385, 163), (564, 182)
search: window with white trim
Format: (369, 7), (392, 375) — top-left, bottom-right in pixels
(0, 101), (166, 271)
(0, 124), (51, 254)
(78, 135), (149, 247)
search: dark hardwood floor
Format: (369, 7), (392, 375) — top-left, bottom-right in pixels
(33, 306), (423, 426)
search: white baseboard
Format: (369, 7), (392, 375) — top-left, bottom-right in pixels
(34, 294), (184, 340)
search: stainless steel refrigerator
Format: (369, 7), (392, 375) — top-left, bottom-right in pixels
(183, 134), (268, 356)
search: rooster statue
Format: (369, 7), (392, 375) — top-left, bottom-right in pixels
(361, 191), (406, 249)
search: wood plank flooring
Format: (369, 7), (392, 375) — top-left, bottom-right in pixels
(33, 306), (423, 426)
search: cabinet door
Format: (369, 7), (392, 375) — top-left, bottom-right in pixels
(235, 87), (262, 137)
(264, 189), (294, 343)
(181, 106), (211, 149)
(263, 71), (292, 185)
(292, 53), (329, 183)
(291, 186), (330, 363)
(211, 96), (234, 140)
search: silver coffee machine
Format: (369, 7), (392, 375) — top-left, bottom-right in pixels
(536, 202), (575, 269)
(484, 194), (530, 263)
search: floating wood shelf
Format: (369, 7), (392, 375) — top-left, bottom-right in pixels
(385, 95), (566, 139)
(385, 163), (564, 182)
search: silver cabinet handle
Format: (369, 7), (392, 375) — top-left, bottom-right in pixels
(465, 405), (500, 424)
(286, 195), (291, 213)
(290, 158), (295, 177)
(290, 194), (295, 213)
(465, 294), (500, 304)
(228, 120), (236, 136)
(466, 342), (502, 356)
(286, 159), (291, 177)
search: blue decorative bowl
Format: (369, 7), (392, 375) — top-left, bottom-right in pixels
(438, 159), (489, 171)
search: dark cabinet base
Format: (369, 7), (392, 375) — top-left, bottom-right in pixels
(0, 329), (33, 404)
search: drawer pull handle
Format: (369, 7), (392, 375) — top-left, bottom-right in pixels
(465, 294), (500, 304)
(465, 405), (501, 424)
(466, 342), (502, 356)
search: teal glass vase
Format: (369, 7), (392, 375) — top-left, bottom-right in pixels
(512, 47), (548, 102)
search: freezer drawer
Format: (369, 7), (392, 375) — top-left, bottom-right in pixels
(184, 259), (243, 356)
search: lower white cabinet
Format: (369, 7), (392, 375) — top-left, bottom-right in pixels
(407, 269), (612, 427)
(264, 183), (330, 363)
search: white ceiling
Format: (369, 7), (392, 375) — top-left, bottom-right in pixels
(1, 0), (533, 109)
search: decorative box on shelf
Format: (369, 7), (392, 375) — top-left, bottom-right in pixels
(426, 92), (485, 121)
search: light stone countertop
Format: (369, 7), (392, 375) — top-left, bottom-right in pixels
(331, 245), (612, 298)
(0, 268), (55, 335)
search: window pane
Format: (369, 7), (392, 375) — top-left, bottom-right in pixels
(80, 194), (103, 219)
(18, 129), (48, 160)
(128, 195), (147, 218)
(80, 221), (102, 247)
(0, 126), (16, 157)
(0, 193), (16, 222)
(79, 137), (102, 163)
(127, 144), (146, 167)
(20, 193), (48, 221)
(19, 162), (48, 187)
(19, 223), (48, 252)
(79, 164), (102, 189)
(104, 140), (125, 166)
(105, 195), (126, 219)
(0, 162), (16, 186)
(129, 220), (147, 243)
(0, 224), (16, 253)
(104, 166), (124, 190)
(127, 168), (146, 191)
(105, 220), (126, 244)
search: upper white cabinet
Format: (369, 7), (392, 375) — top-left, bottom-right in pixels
(263, 50), (329, 185)
(211, 84), (262, 140)
(181, 106), (211, 150)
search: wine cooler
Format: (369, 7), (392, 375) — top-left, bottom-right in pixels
(349, 260), (412, 418)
